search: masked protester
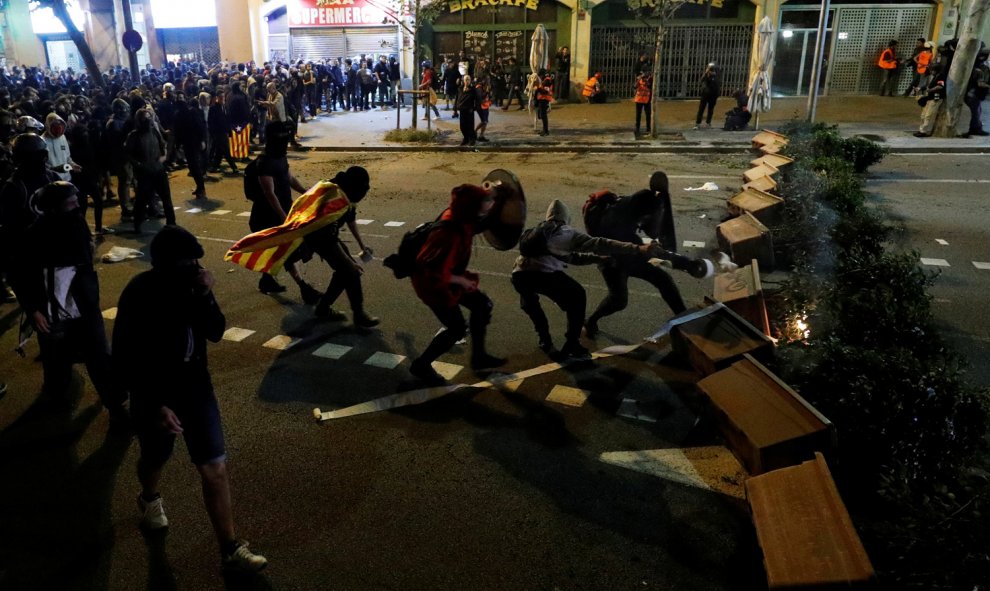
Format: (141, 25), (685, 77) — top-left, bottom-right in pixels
(175, 97), (209, 199)
(103, 98), (134, 218)
(112, 225), (268, 573)
(408, 184), (506, 385)
(245, 121), (321, 301)
(20, 182), (127, 422)
(125, 107), (176, 233)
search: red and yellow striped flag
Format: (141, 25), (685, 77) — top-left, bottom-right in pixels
(224, 181), (351, 275)
(228, 124), (251, 159)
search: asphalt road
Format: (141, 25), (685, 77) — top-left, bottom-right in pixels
(1, 149), (985, 590)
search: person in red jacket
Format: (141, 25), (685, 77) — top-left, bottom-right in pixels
(409, 184), (505, 385)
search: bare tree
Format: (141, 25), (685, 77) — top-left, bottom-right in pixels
(626, 0), (688, 137)
(932, 0), (990, 137)
(30, 0), (106, 91)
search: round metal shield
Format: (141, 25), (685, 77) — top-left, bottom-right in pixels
(481, 169), (526, 250)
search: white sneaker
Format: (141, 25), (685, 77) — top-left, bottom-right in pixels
(137, 493), (168, 530)
(223, 540), (268, 572)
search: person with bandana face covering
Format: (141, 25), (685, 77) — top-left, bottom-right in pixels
(113, 225), (268, 573)
(408, 184), (506, 385)
(19, 182), (127, 422)
(126, 107), (176, 234)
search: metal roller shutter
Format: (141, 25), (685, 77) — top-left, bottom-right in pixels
(268, 34), (289, 62)
(290, 28), (347, 61)
(343, 27), (399, 57)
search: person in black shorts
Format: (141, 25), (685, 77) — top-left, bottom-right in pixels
(113, 225), (267, 573)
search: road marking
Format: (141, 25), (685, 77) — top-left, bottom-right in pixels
(920, 258), (950, 267)
(364, 351), (406, 369)
(356, 219), (374, 225)
(237, 211), (252, 217)
(210, 210), (232, 216)
(868, 178), (990, 183)
(431, 361), (463, 380)
(383, 221), (405, 227)
(197, 236), (236, 244)
(599, 446), (746, 499)
(545, 385), (589, 408)
(262, 335), (300, 350)
(683, 240), (706, 248)
(102, 307), (117, 320)
(185, 207), (203, 214)
(974, 262), (990, 270)
(222, 327), (256, 342)
(312, 343), (352, 360)
(935, 238), (949, 245)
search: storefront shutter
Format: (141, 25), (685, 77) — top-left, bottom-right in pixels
(343, 27), (399, 58)
(290, 28), (347, 62)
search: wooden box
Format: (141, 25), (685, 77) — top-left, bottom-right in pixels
(743, 175), (777, 193)
(751, 130), (789, 151)
(743, 163), (779, 183)
(727, 187), (784, 226)
(671, 305), (774, 377)
(716, 212), (775, 271)
(713, 259), (771, 336)
(746, 453), (875, 590)
(697, 354), (834, 474)
(751, 153), (794, 169)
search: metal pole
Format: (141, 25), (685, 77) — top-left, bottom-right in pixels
(120, 0), (141, 81)
(806, 0), (830, 122)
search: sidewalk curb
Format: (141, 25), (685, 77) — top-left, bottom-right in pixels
(304, 143), (990, 155)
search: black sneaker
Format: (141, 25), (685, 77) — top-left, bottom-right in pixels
(584, 319), (599, 339)
(410, 360), (446, 386)
(471, 353), (506, 370)
(259, 276), (287, 294)
(560, 342), (591, 360)
(314, 305), (347, 321)
(477, 136), (489, 142)
(537, 334), (554, 353)
(299, 282), (322, 305)
(354, 313), (381, 328)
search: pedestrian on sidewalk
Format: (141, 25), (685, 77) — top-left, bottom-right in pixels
(694, 62), (720, 129)
(407, 184), (506, 385)
(553, 46), (571, 102)
(456, 75), (479, 146)
(962, 49), (990, 137)
(419, 61), (442, 120)
(474, 77), (492, 142)
(634, 71), (652, 137)
(442, 57), (459, 111)
(913, 80), (944, 137)
(502, 57), (525, 110)
(535, 73), (553, 136)
(877, 40), (900, 96)
(114, 225), (268, 574)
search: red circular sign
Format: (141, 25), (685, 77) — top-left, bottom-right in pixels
(122, 30), (143, 53)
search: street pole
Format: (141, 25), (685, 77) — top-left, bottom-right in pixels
(120, 0), (141, 81)
(805, 0), (831, 122)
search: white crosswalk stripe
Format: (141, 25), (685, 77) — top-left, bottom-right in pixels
(312, 343), (352, 359)
(210, 210), (232, 216)
(935, 238), (949, 245)
(222, 327), (256, 342)
(356, 219), (374, 225)
(545, 385), (589, 407)
(262, 335), (300, 350)
(974, 262), (990, 270)
(185, 207), (203, 214)
(383, 221), (405, 227)
(920, 258), (950, 267)
(237, 211), (252, 217)
(364, 352), (405, 369)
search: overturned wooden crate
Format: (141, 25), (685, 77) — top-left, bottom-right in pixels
(713, 259), (771, 336)
(746, 453), (875, 590)
(727, 187), (784, 227)
(671, 305), (774, 377)
(743, 175), (778, 193)
(696, 354), (834, 474)
(717, 211), (775, 271)
(752, 130), (789, 154)
(743, 163), (779, 184)
(751, 153), (794, 169)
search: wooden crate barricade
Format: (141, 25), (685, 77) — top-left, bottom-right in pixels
(713, 259), (771, 336)
(751, 153), (794, 169)
(727, 187), (784, 227)
(743, 175), (778, 193)
(751, 130), (789, 154)
(743, 163), (779, 183)
(746, 453), (875, 590)
(717, 211), (775, 271)
(671, 305), (774, 377)
(696, 354), (834, 475)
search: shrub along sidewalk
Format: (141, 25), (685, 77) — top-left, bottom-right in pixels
(760, 122), (990, 589)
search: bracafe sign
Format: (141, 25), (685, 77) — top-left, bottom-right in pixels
(287, 0), (388, 27)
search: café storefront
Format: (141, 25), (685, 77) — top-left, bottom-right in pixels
(283, 0), (402, 62)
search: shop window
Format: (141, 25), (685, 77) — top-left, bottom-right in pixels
(494, 6), (527, 24)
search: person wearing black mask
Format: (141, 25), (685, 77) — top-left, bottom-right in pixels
(245, 121), (321, 302)
(125, 107), (176, 233)
(175, 97), (209, 199)
(113, 225), (268, 573)
(19, 182), (127, 422)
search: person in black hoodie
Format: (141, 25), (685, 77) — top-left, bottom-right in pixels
(694, 62), (721, 129)
(175, 97), (209, 199)
(208, 92), (238, 174)
(20, 182), (127, 420)
(455, 75), (478, 146)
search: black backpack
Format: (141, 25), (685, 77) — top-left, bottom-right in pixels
(518, 219), (565, 258)
(383, 217), (450, 279)
(243, 156), (263, 202)
(581, 189), (619, 237)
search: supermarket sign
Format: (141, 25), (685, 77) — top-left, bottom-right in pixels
(287, 0), (388, 27)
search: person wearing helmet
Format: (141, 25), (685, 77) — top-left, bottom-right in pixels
(103, 98), (134, 218)
(0, 134), (60, 258)
(19, 181), (127, 422)
(125, 107), (175, 233)
(112, 225), (268, 573)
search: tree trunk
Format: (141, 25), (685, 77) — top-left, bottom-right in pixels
(932, 0), (990, 137)
(48, 0), (106, 92)
(649, 23), (667, 138)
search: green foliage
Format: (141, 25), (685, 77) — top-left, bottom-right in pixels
(383, 128), (440, 143)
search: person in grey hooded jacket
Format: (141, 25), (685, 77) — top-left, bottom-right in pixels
(511, 199), (714, 359)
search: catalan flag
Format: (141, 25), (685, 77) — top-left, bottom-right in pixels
(224, 181), (351, 275)
(228, 124), (251, 159)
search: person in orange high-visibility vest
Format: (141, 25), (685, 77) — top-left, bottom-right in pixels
(634, 71), (652, 137)
(474, 78), (493, 142)
(904, 40), (934, 97)
(878, 40), (900, 96)
(582, 72), (604, 103)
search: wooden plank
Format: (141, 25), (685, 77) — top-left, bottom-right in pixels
(697, 354), (834, 474)
(746, 453), (875, 589)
